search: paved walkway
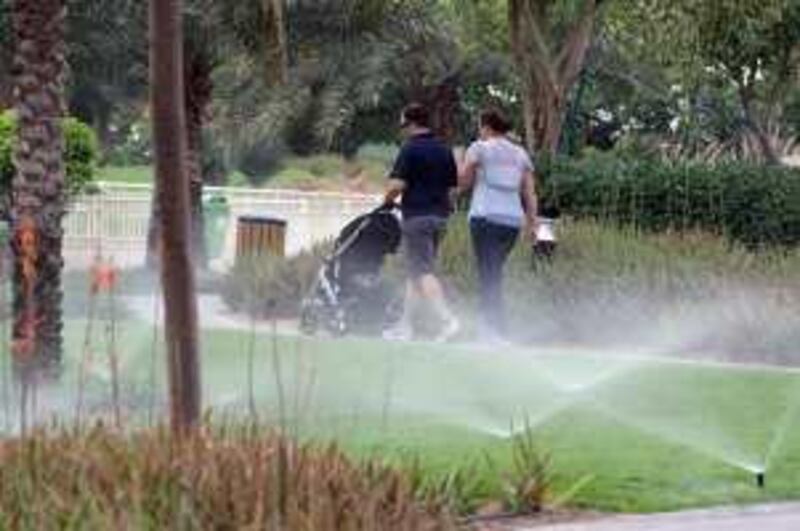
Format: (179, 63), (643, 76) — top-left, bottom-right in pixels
(502, 503), (800, 531)
(123, 293), (300, 334)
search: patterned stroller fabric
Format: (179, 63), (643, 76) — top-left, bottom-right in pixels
(300, 206), (402, 335)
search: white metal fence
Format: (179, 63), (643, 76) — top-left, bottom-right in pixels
(63, 182), (381, 271)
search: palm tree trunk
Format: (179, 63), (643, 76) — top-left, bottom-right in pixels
(262, 0), (288, 86)
(150, 0), (201, 434)
(10, 0), (67, 379)
(148, 39), (214, 271)
(0, 87), (11, 109)
(184, 45), (213, 269)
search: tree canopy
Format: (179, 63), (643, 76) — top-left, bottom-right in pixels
(2, 0), (798, 167)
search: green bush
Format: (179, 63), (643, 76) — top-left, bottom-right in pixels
(539, 152), (800, 248)
(221, 244), (330, 318)
(238, 139), (287, 185)
(62, 116), (99, 196)
(437, 217), (800, 364)
(0, 112), (15, 183)
(356, 142), (398, 169)
(104, 118), (152, 166)
(0, 111), (99, 214)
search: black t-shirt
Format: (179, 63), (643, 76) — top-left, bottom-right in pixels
(389, 132), (457, 219)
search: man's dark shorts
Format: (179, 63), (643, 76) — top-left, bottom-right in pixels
(402, 215), (447, 279)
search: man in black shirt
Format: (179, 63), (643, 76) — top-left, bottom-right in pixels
(383, 103), (460, 342)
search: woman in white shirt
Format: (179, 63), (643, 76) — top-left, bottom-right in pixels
(458, 108), (538, 342)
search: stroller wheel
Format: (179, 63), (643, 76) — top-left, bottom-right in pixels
(331, 310), (348, 336)
(384, 294), (404, 328)
(299, 304), (319, 335)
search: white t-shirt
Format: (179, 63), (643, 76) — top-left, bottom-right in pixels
(465, 137), (534, 228)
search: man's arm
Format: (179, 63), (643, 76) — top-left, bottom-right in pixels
(384, 145), (409, 206)
(384, 178), (406, 206)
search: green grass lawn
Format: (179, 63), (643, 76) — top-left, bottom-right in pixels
(95, 164), (153, 184)
(96, 150), (392, 190)
(12, 319), (797, 513)
(95, 160), (354, 189)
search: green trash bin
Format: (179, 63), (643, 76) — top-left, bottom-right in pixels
(203, 194), (230, 261)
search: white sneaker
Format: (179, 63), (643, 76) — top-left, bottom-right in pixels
(434, 317), (461, 343)
(480, 333), (513, 348)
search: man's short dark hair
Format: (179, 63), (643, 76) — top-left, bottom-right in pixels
(401, 103), (430, 128)
(479, 107), (512, 134)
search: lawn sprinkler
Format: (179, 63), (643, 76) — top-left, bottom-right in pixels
(756, 471), (765, 489)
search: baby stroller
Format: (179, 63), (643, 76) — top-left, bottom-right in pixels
(300, 204), (403, 336)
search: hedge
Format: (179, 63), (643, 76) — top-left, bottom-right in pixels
(0, 110), (98, 217)
(538, 152), (800, 248)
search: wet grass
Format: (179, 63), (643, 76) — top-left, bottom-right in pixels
(2, 220), (798, 515)
(5, 323), (800, 513)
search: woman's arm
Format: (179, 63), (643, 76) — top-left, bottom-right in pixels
(457, 145), (479, 194)
(520, 169), (538, 239)
(458, 160), (478, 192)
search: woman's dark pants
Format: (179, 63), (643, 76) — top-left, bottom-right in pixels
(469, 218), (519, 337)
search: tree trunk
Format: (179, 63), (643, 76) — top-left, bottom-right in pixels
(150, 0), (201, 434)
(509, 0), (601, 155)
(737, 83), (779, 165)
(184, 45), (214, 269)
(0, 85), (12, 109)
(147, 40), (214, 270)
(94, 102), (113, 158)
(262, 0), (288, 86)
(145, 195), (161, 268)
(530, 80), (567, 155)
(427, 74), (461, 144)
(10, 0), (67, 379)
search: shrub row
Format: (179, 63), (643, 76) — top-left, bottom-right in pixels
(538, 152), (800, 247)
(217, 213), (800, 363)
(438, 217), (800, 364)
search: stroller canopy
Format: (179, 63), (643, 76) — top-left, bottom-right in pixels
(334, 209), (401, 276)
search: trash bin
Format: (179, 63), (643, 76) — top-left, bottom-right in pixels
(203, 194), (230, 261)
(236, 215), (287, 261)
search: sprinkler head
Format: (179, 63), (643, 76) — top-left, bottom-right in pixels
(756, 471), (765, 489)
